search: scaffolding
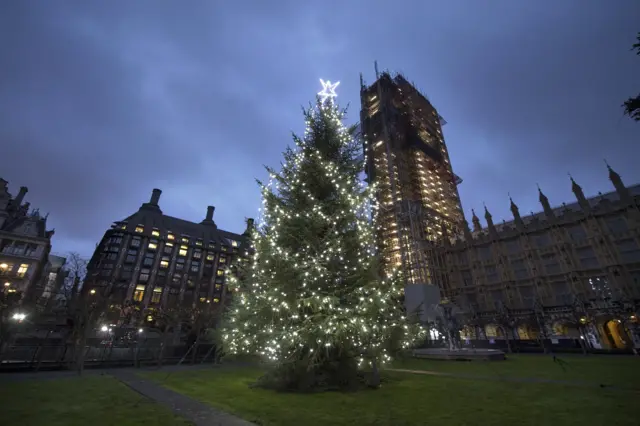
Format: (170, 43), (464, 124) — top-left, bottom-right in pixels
(360, 65), (465, 288)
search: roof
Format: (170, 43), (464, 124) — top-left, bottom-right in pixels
(118, 203), (244, 247)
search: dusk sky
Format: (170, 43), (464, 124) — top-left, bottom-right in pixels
(1, 1), (639, 259)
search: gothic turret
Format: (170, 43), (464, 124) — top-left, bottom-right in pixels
(537, 184), (554, 218)
(605, 161), (631, 202)
(570, 174), (590, 212)
(462, 217), (473, 240)
(509, 194), (523, 227)
(484, 204), (497, 236)
(471, 209), (482, 233)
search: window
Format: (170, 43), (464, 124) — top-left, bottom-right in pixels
(142, 253), (154, 267)
(176, 258), (185, 271)
(231, 240), (238, 248)
(206, 253), (214, 261)
(606, 216), (628, 234)
(196, 239), (203, 246)
(120, 223), (127, 230)
(193, 250), (202, 259)
(191, 262), (200, 273)
(172, 273), (182, 283)
(139, 269), (150, 282)
(217, 269), (225, 277)
(179, 246), (188, 256)
(213, 298), (220, 303)
(164, 243), (173, 254)
(218, 256), (227, 264)
(151, 287), (162, 304)
(133, 285), (145, 302)
(208, 241), (216, 249)
(131, 237), (141, 248)
(17, 264), (29, 277)
(151, 229), (160, 237)
(215, 284), (221, 290)
(160, 257), (170, 268)
(567, 224), (587, 242)
(167, 233), (175, 241)
(199, 297), (206, 302)
(148, 242), (158, 250)
(181, 237), (189, 244)
(135, 226), (144, 233)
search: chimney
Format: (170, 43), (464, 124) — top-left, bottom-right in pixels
(14, 186), (28, 206)
(206, 206), (215, 221)
(150, 188), (162, 205)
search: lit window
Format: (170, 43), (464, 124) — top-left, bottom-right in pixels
(151, 229), (160, 237)
(213, 298), (220, 303)
(133, 285), (145, 302)
(165, 242), (174, 247)
(218, 257), (226, 264)
(217, 269), (225, 276)
(151, 287), (162, 304)
(120, 224), (127, 230)
(146, 315), (154, 322)
(231, 240), (238, 247)
(17, 264), (29, 277)
(193, 250), (202, 259)
(167, 233), (175, 241)
(148, 242), (157, 250)
(135, 226), (144, 233)
(160, 258), (169, 268)
(199, 297), (206, 302)
(196, 240), (203, 246)
(206, 254), (214, 261)
(179, 246), (188, 256)
(181, 237), (189, 244)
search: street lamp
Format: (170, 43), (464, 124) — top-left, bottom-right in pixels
(12, 312), (26, 322)
(100, 325), (109, 332)
(90, 289), (96, 295)
(3, 282), (10, 287)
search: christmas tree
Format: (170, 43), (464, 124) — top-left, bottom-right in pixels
(222, 80), (424, 391)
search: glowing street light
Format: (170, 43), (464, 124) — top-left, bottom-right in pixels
(90, 289), (96, 295)
(0, 263), (8, 270)
(12, 313), (26, 322)
(138, 328), (143, 334)
(100, 325), (109, 332)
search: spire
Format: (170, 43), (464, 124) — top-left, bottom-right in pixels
(484, 203), (497, 236)
(537, 184), (554, 218)
(569, 173), (590, 211)
(509, 193), (522, 224)
(471, 209), (482, 232)
(605, 160), (631, 201)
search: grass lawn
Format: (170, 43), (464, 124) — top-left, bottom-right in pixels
(393, 354), (640, 389)
(144, 364), (638, 426)
(0, 375), (191, 426)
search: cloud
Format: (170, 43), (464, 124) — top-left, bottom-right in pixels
(0, 0), (638, 257)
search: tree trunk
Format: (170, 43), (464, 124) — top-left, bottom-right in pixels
(368, 357), (381, 388)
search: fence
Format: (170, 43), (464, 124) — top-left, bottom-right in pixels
(0, 335), (218, 372)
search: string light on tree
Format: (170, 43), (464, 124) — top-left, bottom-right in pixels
(221, 81), (424, 391)
(318, 79), (340, 103)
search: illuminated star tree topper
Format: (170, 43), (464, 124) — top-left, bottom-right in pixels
(318, 78), (340, 103)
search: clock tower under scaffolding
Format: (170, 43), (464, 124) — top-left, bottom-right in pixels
(360, 65), (465, 293)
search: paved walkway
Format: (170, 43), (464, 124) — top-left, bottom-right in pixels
(0, 364), (256, 426)
(111, 369), (254, 426)
(387, 368), (638, 392)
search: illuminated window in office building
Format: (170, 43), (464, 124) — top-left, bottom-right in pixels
(179, 246), (188, 256)
(217, 269), (225, 276)
(17, 264), (29, 277)
(167, 233), (175, 241)
(133, 285), (145, 302)
(151, 287), (162, 304)
(151, 229), (160, 237)
(135, 225), (144, 233)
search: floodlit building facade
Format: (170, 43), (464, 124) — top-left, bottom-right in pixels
(440, 167), (640, 350)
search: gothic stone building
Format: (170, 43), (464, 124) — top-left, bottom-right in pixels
(440, 165), (640, 350)
(0, 178), (58, 305)
(86, 189), (251, 323)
